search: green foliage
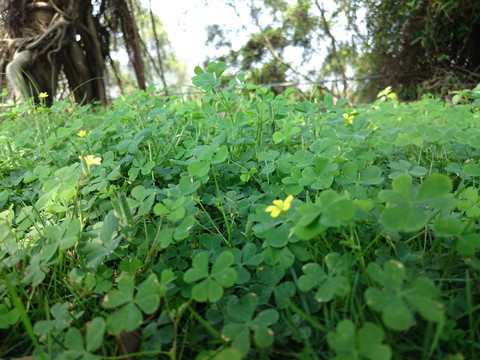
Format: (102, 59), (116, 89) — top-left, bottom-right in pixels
(209, 0), (480, 101)
(350, 0), (480, 100)
(327, 320), (392, 360)
(221, 293), (279, 355)
(365, 260), (445, 331)
(207, 0), (357, 98)
(184, 251), (237, 302)
(0, 62), (479, 359)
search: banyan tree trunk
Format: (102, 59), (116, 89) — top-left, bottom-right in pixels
(0, 0), (108, 106)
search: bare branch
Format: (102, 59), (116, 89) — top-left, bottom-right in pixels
(149, 0), (168, 91)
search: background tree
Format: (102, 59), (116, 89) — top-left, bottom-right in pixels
(207, 0), (480, 101)
(206, 0), (360, 99)
(351, 0), (480, 100)
(0, 0), (179, 105)
(129, 0), (186, 93)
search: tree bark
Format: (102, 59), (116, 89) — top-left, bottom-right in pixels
(149, 0), (168, 91)
(0, 0), (149, 106)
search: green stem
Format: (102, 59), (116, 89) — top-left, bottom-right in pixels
(211, 164), (232, 247)
(466, 270), (476, 359)
(2, 269), (46, 360)
(143, 216), (164, 269)
(71, 176), (84, 220)
(289, 302), (326, 332)
(188, 305), (226, 343)
(290, 267), (310, 316)
(216, 89), (235, 125)
(195, 200), (229, 245)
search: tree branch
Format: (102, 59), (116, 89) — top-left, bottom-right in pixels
(262, 34), (319, 86)
(315, 0), (348, 95)
(149, 0), (168, 92)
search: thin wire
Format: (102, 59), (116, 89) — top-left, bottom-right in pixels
(160, 72), (428, 96)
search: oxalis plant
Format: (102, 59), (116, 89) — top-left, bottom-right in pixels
(0, 62), (479, 359)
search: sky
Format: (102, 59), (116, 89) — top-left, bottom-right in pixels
(131, 1), (359, 90)
(148, 0), (249, 76)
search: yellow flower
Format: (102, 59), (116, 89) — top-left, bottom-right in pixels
(38, 92), (49, 99)
(77, 130), (87, 137)
(299, 118), (306, 126)
(79, 155), (102, 167)
(343, 113), (354, 125)
(265, 195), (294, 218)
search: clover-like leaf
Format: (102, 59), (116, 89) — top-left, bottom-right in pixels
(0, 304), (19, 329)
(185, 251), (237, 302)
(416, 173), (452, 201)
(298, 263), (326, 291)
(392, 173), (413, 201)
(321, 198), (356, 227)
(328, 320), (392, 360)
(86, 317), (105, 352)
(106, 302), (142, 335)
(457, 233), (480, 256)
(184, 252), (209, 283)
(274, 281), (296, 308)
(134, 274), (161, 314)
(357, 323), (392, 360)
(211, 251), (237, 287)
(404, 277), (445, 323)
(367, 261), (405, 290)
(242, 242), (263, 266)
(365, 260), (444, 331)
(192, 72), (221, 91)
(298, 257), (350, 302)
(192, 277), (223, 302)
(458, 187), (480, 217)
(315, 276), (350, 303)
(251, 309), (279, 327)
(65, 327), (84, 352)
(227, 293), (258, 322)
(222, 323), (250, 355)
(325, 252), (352, 274)
(380, 297), (414, 331)
(188, 161), (210, 177)
(212, 347), (243, 360)
(380, 204), (427, 232)
(380, 174), (456, 232)
(103, 275), (134, 308)
(252, 325), (274, 348)
(222, 293), (278, 355)
(265, 225), (289, 248)
(327, 320), (356, 353)
(174, 215), (195, 241)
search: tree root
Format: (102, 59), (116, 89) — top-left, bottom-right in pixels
(5, 50), (33, 101)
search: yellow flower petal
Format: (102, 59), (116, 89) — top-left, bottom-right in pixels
(265, 195), (294, 218)
(38, 92), (48, 98)
(80, 155), (102, 167)
(77, 130), (87, 137)
(265, 205), (277, 212)
(265, 205), (281, 217)
(283, 195), (294, 211)
(343, 113), (354, 125)
(267, 208), (281, 218)
(272, 199), (284, 207)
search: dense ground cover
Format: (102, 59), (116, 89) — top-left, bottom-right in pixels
(1, 63), (479, 359)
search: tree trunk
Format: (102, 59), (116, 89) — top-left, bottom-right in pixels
(0, 0), (147, 106)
